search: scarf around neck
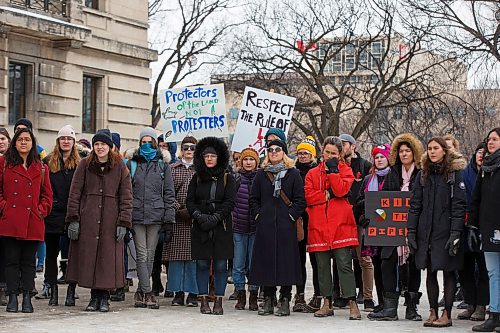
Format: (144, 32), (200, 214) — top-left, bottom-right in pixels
(401, 163), (415, 191)
(482, 149), (500, 173)
(139, 143), (157, 162)
(264, 162), (288, 197)
(366, 166), (391, 192)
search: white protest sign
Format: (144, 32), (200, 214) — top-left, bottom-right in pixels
(231, 87), (296, 153)
(159, 84), (228, 142)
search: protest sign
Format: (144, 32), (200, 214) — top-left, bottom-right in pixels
(364, 191), (411, 247)
(230, 87), (296, 154)
(159, 84), (228, 142)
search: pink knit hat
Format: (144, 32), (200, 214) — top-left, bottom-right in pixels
(371, 144), (391, 162)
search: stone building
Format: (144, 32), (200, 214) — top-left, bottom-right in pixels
(0, 0), (157, 149)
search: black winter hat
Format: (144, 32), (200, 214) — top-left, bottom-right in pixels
(14, 118), (33, 131)
(92, 129), (114, 149)
(267, 139), (288, 155)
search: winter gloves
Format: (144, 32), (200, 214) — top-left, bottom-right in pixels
(67, 222), (80, 240)
(407, 230), (418, 254)
(116, 226), (127, 242)
(445, 231), (461, 257)
(158, 223), (174, 244)
(466, 225), (481, 252)
(176, 208), (191, 222)
(357, 214), (370, 228)
(192, 209), (221, 231)
(325, 157), (339, 174)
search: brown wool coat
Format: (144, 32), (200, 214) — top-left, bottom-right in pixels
(65, 157), (132, 290)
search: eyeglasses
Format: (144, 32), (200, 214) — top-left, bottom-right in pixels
(267, 147), (283, 153)
(182, 144), (196, 151)
(203, 154), (217, 159)
(297, 151), (311, 156)
(59, 136), (74, 142)
(16, 137), (32, 143)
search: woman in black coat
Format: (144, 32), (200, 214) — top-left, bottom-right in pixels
(186, 137), (235, 316)
(41, 125), (80, 307)
(248, 139), (306, 317)
(407, 137), (466, 328)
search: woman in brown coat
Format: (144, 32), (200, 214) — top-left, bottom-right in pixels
(65, 129), (133, 312)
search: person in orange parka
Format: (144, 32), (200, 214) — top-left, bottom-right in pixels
(304, 136), (360, 320)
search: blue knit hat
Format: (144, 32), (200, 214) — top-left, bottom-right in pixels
(264, 128), (286, 144)
(92, 129), (113, 149)
(111, 132), (121, 150)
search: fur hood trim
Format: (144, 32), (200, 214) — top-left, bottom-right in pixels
(421, 150), (467, 173)
(193, 137), (229, 181)
(389, 133), (424, 168)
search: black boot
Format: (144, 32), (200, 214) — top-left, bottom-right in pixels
(367, 292), (398, 321)
(110, 287), (125, 302)
(473, 312), (500, 332)
(275, 296), (290, 317)
(258, 296), (274, 316)
(172, 291), (185, 306)
(404, 291), (422, 321)
(99, 291), (110, 312)
(65, 284), (76, 306)
(85, 289), (100, 311)
(21, 291), (33, 313)
(48, 284), (58, 306)
(57, 260), (67, 284)
(0, 288), (7, 306)
(6, 293), (18, 313)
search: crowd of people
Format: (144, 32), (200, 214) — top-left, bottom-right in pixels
(0, 118), (499, 332)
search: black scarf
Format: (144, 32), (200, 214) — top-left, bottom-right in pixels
(482, 149), (500, 173)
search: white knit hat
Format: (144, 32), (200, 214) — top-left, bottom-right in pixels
(57, 125), (76, 140)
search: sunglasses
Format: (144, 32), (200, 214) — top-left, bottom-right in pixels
(182, 144), (196, 151)
(267, 147), (283, 153)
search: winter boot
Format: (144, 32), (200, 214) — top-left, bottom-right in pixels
(368, 292), (398, 321)
(432, 309), (452, 327)
(172, 291), (185, 306)
(0, 288), (6, 306)
(134, 291), (146, 308)
(424, 308), (438, 327)
(258, 296), (274, 316)
(6, 293), (18, 313)
(65, 284), (76, 306)
(186, 293), (198, 307)
(249, 290), (258, 311)
(48, 284), (58, 306)
(147, 292), (160, 309)
(212, 296), (224, 315)
(363, 299), (375, 312)
(99, 291), (110, 312)
(85, 290), (100, 311)
(404, 291), (422, 321)
(200, 296), (212, 314)
(472, 312), (500, 332)
(348, 299), (362, 320)
(21, 291), (33, 313)
(235, 290), (246, 310)
(275, 297), (290, 317)
(332, 297), (349, 309)
(303, 295), (322, 313)
(228, 288), (238, 300)
(35, 283), (50, 299)
(292, 293), (306, 312)
(57, 260), (67, 284)
(472, 306), (487, 322)
(458, 304), (476, 320)
(314, 298), (334, 317)
(110, 287), (125, 302)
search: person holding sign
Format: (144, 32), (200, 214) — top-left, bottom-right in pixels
(407, 137), (466, 328)
(304, 136), (361, 320)
(249, 140), (305, 317)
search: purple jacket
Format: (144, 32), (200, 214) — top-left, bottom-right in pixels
(232, 171), (257, 234)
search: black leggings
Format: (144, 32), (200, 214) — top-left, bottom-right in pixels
(381, 249), (421, 293)
(459, 252), (490, 306)
(372, 254), (384, 304)
(264, 286), (292, 299)
(44, 233), (61, 285)
(427, 270), (456, 315)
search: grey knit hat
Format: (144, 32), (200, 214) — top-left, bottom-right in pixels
(139, 127), (158, 143)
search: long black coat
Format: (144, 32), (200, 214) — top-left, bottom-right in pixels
(248, 167), (306, 287)
(407, 154), (467, 272)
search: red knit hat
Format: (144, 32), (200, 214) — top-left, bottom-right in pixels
(371, 144), (391, 161)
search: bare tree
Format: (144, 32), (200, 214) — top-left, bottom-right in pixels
(217, 0), (465, 145)
(149, 0), (238, 127)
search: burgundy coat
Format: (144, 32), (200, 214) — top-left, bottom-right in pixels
(0, 157), (53, 241)
(66, 157), (133, 290)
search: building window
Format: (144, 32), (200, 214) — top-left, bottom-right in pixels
(85, 0), (98, 9)
(8, 63), (28, 125)
(82, 76), (98, 133)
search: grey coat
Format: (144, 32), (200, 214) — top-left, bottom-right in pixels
(128, 149), (175, 225)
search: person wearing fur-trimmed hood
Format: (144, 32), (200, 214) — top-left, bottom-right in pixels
(186, 136), (236, 315)
(127, 127), (175, 310)
(407, 137), (467, 327)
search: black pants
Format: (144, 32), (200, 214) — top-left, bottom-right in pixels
(0, 237), (6, 288)
(372, 254), (384, 304)
(3, 237), (38, 294)
(44, 233), (61, 285)
(296, 237), (307, 294)
(427, 269), (456, 315)
(381, 250), (421, 294)
(459, 252), (490, 306)
(264, 286), (292, 299)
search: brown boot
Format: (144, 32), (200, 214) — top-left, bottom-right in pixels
(349, 299), (361, 320)
(303, 295), (322, 313)
(424, 308), (438, 327)
(235, 290), (246, 310)
(200, 296), (212, 314)
(471, 305), (486, 322)
(314, 298), (334, 317)
(212, 297), (223, 315)
(432, 309), (452, 327)
(457, 304), (475, 320)
(147, 292), (160, 309)
(249, 291), (258, 311)
(292, 293), (306, 312)
(134, 291), (146, 308)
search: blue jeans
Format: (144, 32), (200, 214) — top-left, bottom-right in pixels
(196, 259), (227, 297)
(36, 241), (45, 268)
(484, 252), (500, 313)
(232, 233), (258, 291)
(168, 260), (198, 294)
